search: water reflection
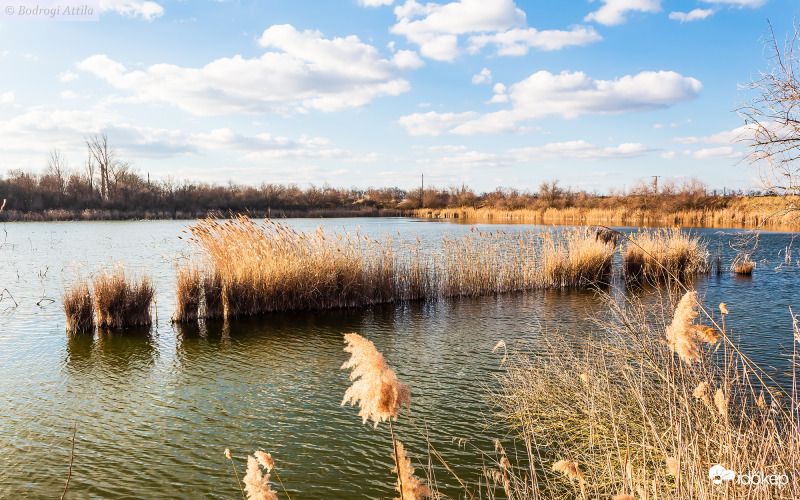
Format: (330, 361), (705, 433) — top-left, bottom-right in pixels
(64, 327), (158, 376)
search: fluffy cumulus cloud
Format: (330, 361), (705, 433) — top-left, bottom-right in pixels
(584, 0), (662, 26)
(399, 70), (702, 135)
(76, 24), (423, 116)
(510, 141), (652, 161)
(692, 146), (743, 159)
(472, 68), (492, 84)
(467, 25), (601, 56)
(391, 0), (599, 60)
(100, 0), (164, 20)
(669, 8), (715, 22)
(674, 124), (754, 145)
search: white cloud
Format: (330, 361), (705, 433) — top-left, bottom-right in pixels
(584, 0), (662, 26)
(701, 0), (766, 7)
(434, 150), (510, 169)
(674, 124), (753, 144)
(472, 68), (492, 84)
(397, 110), (479, 136)
(426, 144), (468, 152)
(77, 24), (422, 116)
(0, 91), (15, 111)
(693, 146), (744, 159)
(358, 0), (394, 5)
(660, 151), (677, 159)
(467, 25), (601, 56)
(58, 71), (79, 82)
(400, 70), (702, 136)
(60, 90), (78, 100)
(510, 141), (652, 161)
(100, 0), (164, 20)
(669, 8), (714, 22)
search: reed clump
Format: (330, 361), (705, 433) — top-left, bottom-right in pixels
(490, 291), (799, 499)
(733, 256), (756, 275)
(63, 279), (94, 333)
(92, 269), (155, 329)
(177, 217), (621, 320)
(624, 228), (709, 281)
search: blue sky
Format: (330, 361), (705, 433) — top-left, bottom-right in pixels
(0, 0), (795, 193)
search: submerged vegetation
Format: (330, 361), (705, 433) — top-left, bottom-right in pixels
(62, 268), (154, 332)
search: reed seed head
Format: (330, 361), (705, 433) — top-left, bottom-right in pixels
(243, 454), (278, 500)
(612, 495), (635, 500)
(666, 457), (680, 477)
(665, 291), (702, 364)
(392, 441), (431, 500)
(254, 450), (274, 472)
(224, 448), (232, 460)
(714, 388), (728, 418)
(719, 303), (728, 315)
(553, 459), (584, 482)
(341, 333), (410, 427)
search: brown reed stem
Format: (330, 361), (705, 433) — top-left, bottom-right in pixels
(226, 454), (246, 500)
(389, 418), (404, 500)
(273, 469), (292, 500)
(60, 422), (76, 500)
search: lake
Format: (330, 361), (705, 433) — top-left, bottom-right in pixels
(0, 218), (798, 499)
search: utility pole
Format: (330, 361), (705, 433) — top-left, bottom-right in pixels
(652, 175), (660, 195)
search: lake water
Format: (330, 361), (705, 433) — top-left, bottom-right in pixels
(0, 218), (798, 499)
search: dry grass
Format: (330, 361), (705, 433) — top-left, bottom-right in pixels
(176, 218), (620, 320)
(173, 263), (201, 322)
(411, 196), (800, 228)
(733, 257), (756, 275)
(92, 269), (154, 329)
(624, 228), (709, 281)
(62, 279), (94, 333)
(487, 291), (799, 499)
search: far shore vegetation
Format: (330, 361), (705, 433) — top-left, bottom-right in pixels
(1, 153), (798, 227)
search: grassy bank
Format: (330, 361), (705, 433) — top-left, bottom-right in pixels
(411, 195), (800, 228)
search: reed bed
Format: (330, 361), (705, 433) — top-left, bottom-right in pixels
(176, 218), (620, 320)
(487, 291), (799, 499)
(92, 269), (155, 329)
(411, 198), (800, 229)
(62, 279), (94, 333)
(733, 256), (756, 275)
(624, 228), (710, 281)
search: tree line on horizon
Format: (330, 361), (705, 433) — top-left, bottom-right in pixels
(0, 134), (782, 220)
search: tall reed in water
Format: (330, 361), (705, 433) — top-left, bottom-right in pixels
(624, 228), (709, 281)
(92, 269), (154, 329)
(63, 279), (94, 333)
(176, 217), (623, 320)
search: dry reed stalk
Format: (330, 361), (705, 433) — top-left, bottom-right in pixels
(491, 289), (799, 499)
(92, 268), (154, 329)
(63, 279), (94, 333)
(174, 263), (201, 322)
(733, 258), (755, 274)
(624, 228), (709, 281)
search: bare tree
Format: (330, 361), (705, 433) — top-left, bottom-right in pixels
(738, 22), (800, 194)
(46, 148), (68, 198)
(85, 132), (130, 200)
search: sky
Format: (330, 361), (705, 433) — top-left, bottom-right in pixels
(0, 0), (796, 193)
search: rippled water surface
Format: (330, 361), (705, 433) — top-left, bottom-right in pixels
(0, 218), (798, 499)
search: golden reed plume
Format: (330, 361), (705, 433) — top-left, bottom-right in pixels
(341, 333), (410, 427)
